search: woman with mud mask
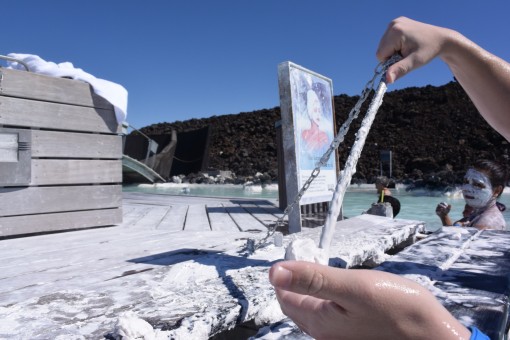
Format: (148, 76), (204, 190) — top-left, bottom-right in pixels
(461, 159), (508, 230)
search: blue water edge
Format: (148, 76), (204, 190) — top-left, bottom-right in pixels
(123, 183), (510, 232)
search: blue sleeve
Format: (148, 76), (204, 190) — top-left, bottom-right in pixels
(469, 326), (490, 340)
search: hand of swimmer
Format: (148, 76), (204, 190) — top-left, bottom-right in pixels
(436, 202), (452, 217)
(376, 17), (451, 84)
(269, 261), (471, 339)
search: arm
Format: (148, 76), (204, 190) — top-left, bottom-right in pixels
(436, 202), (453, 226)
(269, 261), (471, 339)
(377, 17), (510, 141)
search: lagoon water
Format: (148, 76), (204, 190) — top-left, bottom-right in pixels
(124, 183), (510, 232)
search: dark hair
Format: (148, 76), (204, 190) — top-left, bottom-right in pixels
(472, 159), (509, 197)
(375, 176), (389, 187)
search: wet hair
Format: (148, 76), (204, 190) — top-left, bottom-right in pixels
(472, 159), (509, 197)
(375, 176), (389, 187)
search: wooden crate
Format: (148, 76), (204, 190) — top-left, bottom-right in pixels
(0, 68), (123, 237)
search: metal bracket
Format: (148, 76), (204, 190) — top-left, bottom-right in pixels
(0, 128), (32, 186)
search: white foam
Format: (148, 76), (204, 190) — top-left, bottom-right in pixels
(244, 184), (263, 192)
(113, 311), (156, 340)
(253, 299), (285, 326)
(284, 238), (328, 265)
(262, 183), (279, 191)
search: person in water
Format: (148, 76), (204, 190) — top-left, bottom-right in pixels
(436, 159), (508, 229)
(375, 176), (401, 217)
(270, 16), (510, 339)
(460, 159), (507, 230)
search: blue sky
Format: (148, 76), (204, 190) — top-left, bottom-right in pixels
(2, 1), (509, 129)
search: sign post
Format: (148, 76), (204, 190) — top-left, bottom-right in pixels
(380, 150), (392, 178)
(277, 61), (337, 233)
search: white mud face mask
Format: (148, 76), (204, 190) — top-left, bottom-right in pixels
(462, 169), (493, 209)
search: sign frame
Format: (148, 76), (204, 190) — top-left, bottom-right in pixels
(277, 61), (338, 233)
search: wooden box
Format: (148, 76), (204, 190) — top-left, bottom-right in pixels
(0, 68), (123, 237)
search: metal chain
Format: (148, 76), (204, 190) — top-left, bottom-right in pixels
(253, 55), (401, 250)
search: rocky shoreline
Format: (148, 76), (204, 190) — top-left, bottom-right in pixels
(139, 81), (509, 191)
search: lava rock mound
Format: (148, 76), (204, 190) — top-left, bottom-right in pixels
(140, 81), (510, 187)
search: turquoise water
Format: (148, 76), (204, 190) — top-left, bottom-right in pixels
(123, 183), (510, 231)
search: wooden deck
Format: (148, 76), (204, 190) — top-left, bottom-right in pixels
(121, 192), (281, 232)
(0, 192), (424, 339)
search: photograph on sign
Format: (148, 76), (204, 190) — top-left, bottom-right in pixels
(288, 63), (337, 204)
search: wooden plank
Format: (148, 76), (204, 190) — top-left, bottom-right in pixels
(184, 205), (211, 231)
(0, 68), (113, 109)
(237, 201), (280, 227)
(0, 196), (242, 260)
(126, 205), (170, 230)
(207, 204), (240, 232)
(0, 208), (121, 237)
(157, 205), (188, 231)
(30, 159), (122, 185)
(0, 96), (120, 133)
(123, 192), (187, 206)
(121, 204), (153, 227)
(0, 230), (249, 309)
(0, 211), (165, 261)
(253, 200), (285, 219)
(122, 192), (279, 207)
(0, 232), (186, 288)
(0, 185), (121, 217)
(0, 217), (215, 270)
(0, 132), (17, 161)
(120, 204), (136, 216)
(32, 130), (122, 158)
(224, 204), (267, 232)
(121, 204), (185, 232)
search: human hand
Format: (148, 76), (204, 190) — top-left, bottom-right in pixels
(269, 261), (470, 340)
(436, 202), (452, 217)
(376, 17), (453, 83)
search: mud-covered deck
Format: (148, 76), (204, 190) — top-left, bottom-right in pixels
(0, 192), (425, 339)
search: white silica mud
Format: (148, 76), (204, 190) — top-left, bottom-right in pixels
(284, 238), (329, 265)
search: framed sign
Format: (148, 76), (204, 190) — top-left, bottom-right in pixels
(278, 61), (337, 231)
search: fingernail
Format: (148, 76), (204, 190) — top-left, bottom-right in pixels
(270, 264), (293, 288)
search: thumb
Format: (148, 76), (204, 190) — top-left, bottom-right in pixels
(386, 59), (411, 83)
(269, 261), (356, 302)
(386, 51), (428, 84)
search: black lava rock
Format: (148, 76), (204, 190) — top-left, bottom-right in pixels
(139, 81), (510, 188)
